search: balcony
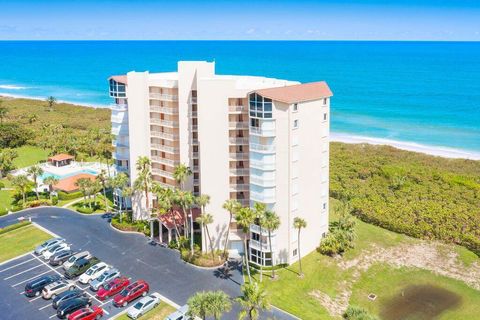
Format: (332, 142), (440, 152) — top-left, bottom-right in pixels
(228, 105), (246, 113)
(115, 166), (129, 173)
(111, 126), (129, 136)
(112, 140), (129, 148)
(111, 115), (128, 124)
(152, 168), (174, 179)
(188, 110), (198, 117)
(192, 138), (199, 145)
(250, 125), (275, 137)
(192, 151), (199, 158)
(151, 131), (179, 140)
(250, 175), (276, 187)
(150, 106), (178, 115)
(230, 183), (249, 192)
(151, 144), (179, 153)
(229, 122), (249, 130)
(250, 159), (275, 171)
(250, 190), (276, 204)
(193, 178), (200, 185)
(250, 143), (276, 153)
(249, 239), (275, 252)
(151, 156), (178, 167)
(190, 97), (198, 104)
(149, 93), (178, 101)
(191, 124), (198, 131)
(229, 137), (249, 145)
(192, 165), (199, 171)
(110, 104), (128, 112)
(113, 151), (129, 160)
(229, 152), (249, 160)
(150, 118), (179, 127)
(229, 168), (249, 176)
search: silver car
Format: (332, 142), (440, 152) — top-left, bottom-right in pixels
(63, 251), (91, 271)
(89, 268), (120, 291)
(42, 280), (75, 299)
(34, 238), (65, 255)
(165, 305), (191, 320)
(127, 292), (161, 319)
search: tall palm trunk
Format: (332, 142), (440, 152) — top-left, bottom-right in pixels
(102, 183), (108, 211)
(119, 196), (123, 223)
(244, 238), (251, 283)
(205, 224), (215, 260)
(189, 207), (194, 255)
(259, 224), (263, 282)
(33, 176), (39, 200)
(223, 212), (233, 258)
(268, 230), (276, 279)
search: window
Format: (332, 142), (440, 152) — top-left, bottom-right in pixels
(293, 103), (298, 112)
(293, 249), (298, 256)
(323, 113), (327, 121)
(323, 98), (328, 105)
(293, 119), (299, 129)
(323, 203), (327, 210)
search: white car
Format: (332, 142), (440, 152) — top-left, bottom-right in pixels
(42, 280), (75, 299)
(165, 305), (191, 320)
(34, 238), (65, 255)
(90, 268), (120, 291)
(78, 262), (110, 284)
(126, 292), (161, 319)
(63, 251), (91, 271)
(42, 243), (70, 260)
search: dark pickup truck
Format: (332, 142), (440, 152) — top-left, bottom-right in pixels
(64, 257), (100, 279)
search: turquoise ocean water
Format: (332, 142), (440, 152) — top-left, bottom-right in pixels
(0, 41), (479, 154)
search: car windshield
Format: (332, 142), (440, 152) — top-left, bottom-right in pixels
(119, 289), (129, 296)
(67, 256), (76, 263)
(86, 269), (94, 275)
(133, 302), (143, 310)
(103, 283), (111, 290)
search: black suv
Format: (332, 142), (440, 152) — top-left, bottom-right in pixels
(57, 296), (92, 319)
(24, 274), (61, 297)
(52, 289), (86, 309)
(49, 250), (75, 266)
(64, 257), (99, 279)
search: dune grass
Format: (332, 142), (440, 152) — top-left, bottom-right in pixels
(0, 223), (52, 262)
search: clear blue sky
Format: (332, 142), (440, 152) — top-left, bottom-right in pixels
(0, 0), (479, 40)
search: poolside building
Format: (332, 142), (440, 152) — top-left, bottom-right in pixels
(108, 61), (332, 266)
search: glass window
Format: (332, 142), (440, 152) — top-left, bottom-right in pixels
(264, 113), (272, 119)
(293, 119), (299, 129)
(293, 103), (298, 111)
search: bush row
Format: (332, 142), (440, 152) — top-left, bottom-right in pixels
(0, 221), (31, 235)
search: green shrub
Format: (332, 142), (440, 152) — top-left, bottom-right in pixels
(51, 196), (58, 205)
(343, 306), (379, 320)
(57, 191), (83, 200)
(111, 215), (150, 236)
(76, 206), (94, 214)
(0, 209), (7, 216)
(0, 221), (31, 235)
(26, 199), (51, 208)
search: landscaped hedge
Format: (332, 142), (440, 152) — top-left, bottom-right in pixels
(330, 142), (480, 255)
(111, 215), (150, 236)
(0, 221), (31, 235)
(57, 191), (84, 200)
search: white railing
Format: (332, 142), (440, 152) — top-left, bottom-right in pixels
(150, 131), (178, 140)
(113, 152), (129, 160)
(150, 118), (179, 127)
(250, 191), (276, 203)
(229, 168), (249, 176)
(250, 143), (276, 153)
(112, 140), (129, 148)
(250, 175), (276, 187)
(229, 122), (249, 129)
(230, 183), (249, 191)
(229, 137), (249, 145)
(111, 126), (129, 136)
(192, 151), (199, 158)
(149, 93), (178, 101)
(250, 126), (275, 136)
(191, 124), (198, 131)
(249, 239), (275, 252)
(111, 115), (128, 124)
(193, 178), (200, 185)
(228, 105), (246, 113)
(152, 168), (174, 179)
(190, 97), (198, 104)
(110, 104), (128, 111)
(188, 110), (198, 117)
(151, 156), (177, 167)
(150, 106), (178, 114)
(151, 144), (178, 153)
(250, 160), (275, 171)
(229, 152), (249, 160)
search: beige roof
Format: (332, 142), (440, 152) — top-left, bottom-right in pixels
(109, 75), (127, 84)
(254, 81), (332, 104)
(48, 154), (74, 162)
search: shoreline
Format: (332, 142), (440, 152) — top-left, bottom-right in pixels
(1, 94), (478, 161)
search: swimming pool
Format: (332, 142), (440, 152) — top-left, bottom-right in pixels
(40, 168), (99, 181)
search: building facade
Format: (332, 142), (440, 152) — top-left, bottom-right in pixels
(108, 61), (332, 266)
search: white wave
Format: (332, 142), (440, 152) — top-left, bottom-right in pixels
(330, 132), (480, 160)
(0, 84), (27, 90)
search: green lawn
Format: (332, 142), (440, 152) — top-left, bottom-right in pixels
(114, 301), (176, 319)
(12, 145), (50, 168)
(0, 190), (14, 213)
(256, 199), (480, 320)
(69, 193), (114, 214)
(0, 223), (52, 262)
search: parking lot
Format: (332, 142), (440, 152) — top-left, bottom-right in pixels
(0, 251), (123, 319)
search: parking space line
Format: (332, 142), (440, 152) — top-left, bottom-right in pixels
(49, 313), (57, 319)
(38, 303), (52, 311)
(3, 264), (43, 280)
(0, 251), (34, 267)
(0, 257), (36, 273)
(29, 295), (44, 302)
(12, 270), (52, 287)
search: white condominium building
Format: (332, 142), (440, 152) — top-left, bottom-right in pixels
(109, 61), (332, 266)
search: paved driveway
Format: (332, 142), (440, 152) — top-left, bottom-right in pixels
(0, 208), (296, 320)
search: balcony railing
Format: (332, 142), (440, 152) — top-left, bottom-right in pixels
(151, 156), (177, 167)
(151, 144), (178, 153)
(250, 126), (275, 137)
(111, 126), (129, 136)
(193, 178), (200, 185)
(190, 97), (198, 104)
(112, 140), (129, 148)
(250, 159), (275, 171)
(192, 151), (199, 158)
(250, 190), (276, 204)
(229, 152), (249, 160)
(249, 239), (275, 252)
(250, 143), (276, 153)
(250, 175), (276, 187)
(150, 131), (179, 140)
(229, 122), (249, 129)
(229, 137), (249, 145)
(228, 105), (246, 113)
(150, 118), (179, 127)
(230, 183), (249, 192)
(191, 124), (198, 131)
(229, 168), (249, 176)
(113, 152), (129, 160)
(110, 104), (128, 111)
(188, 110), (198, 117)
(149, 93), (178, 101)
(152, 168), (175, 179)
(150, 106), (178, 114)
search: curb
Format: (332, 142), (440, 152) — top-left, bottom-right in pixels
(109, 221), (146, 236)
(107, 295), (180, 320)
(32, 221), (60, 238)
(181, 256), (226, 270)
(271, 305), (302, 320)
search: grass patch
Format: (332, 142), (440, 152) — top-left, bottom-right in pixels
(12, 145), (50, 168)
(0, 190), (15, 213)
(349, 264), (480, 320)
(114, 301), (176, 319)
(69, 194), (114, 214)
(0, 223), (52, 262)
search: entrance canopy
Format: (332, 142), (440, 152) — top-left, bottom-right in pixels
(157, 207), (201, 230)
(48, 154), (74, 167)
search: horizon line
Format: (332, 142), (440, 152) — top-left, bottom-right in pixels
(1, 39), (480, 42)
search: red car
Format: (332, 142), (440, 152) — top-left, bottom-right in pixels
(113, 280), (149, 307)
(67, 306), (103, 320)
(96, 277), (130, 301)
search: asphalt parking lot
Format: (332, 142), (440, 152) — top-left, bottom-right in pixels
(0, 208), (297, 320)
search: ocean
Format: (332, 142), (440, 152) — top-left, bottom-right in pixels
(0, 41), (479, 158)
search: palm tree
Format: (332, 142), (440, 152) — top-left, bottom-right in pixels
(0, 101), (8, 124)
(134, 156), (152, 219)
(261, 210), (281, 279)
(235, 207), (255, 282)
(237, 282), (270, 320)
(187, 290), (231, 320)
(196, 213), (215, 260)
(222, 199), (241, 258)
(185, 191), (196, 255)
(293, 217), (307, 277)
(26, 165), (44, 200)
(46, 96), (57, 112)
(174, 189), (191, 238)
(155, 186), (180, 238)
(43, 176), (59, 202)
(96, 170), (109, 211)
(253, 202), (266, 282)
(121, 186), (134, 223)
(75, 178), (91, 207)
(10, 174), (32, 207)
(173, 163), (192, 190)
(196, 194), (210, 253)
(112, 172), (128, 215)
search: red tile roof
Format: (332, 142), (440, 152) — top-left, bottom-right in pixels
(109, 75), (127, 84)
(48, 154), (74, 162)
(52, 173), (96, 193)
(254, 81), (332, 104)
(158, 207), (201, 230)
